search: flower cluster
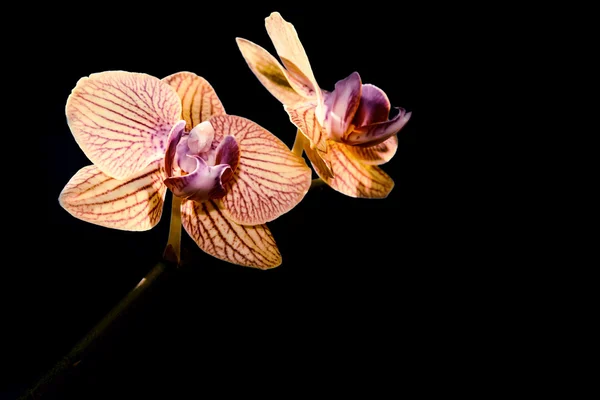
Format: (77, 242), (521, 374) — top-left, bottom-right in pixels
(60, 13), (411, 269)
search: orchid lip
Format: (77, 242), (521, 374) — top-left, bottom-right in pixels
(163, 121), (240, 203)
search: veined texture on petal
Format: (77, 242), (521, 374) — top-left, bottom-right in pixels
(59, 161), (167, 231)
(163, 72), (225, 130)
(284, 101), (333, 178)
(345, 136), (398, 166)
(284, 101), (326, 152)
(304, 141), (394, 198)
(181, 200), (281, 269)
(66, 71), (182, 180)
(209, 115), (311, 226)
(236, 38), (306, 106)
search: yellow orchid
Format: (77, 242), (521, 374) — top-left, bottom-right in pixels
(237, 12), (411, 198)
(59, 71), (311, 269)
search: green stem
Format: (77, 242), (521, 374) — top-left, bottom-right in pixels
(21, 193), (185, 398)
(292, 129), (306, 157)
(163, 194), (182, 265)
(19, 261), (170, 399)
(310, 178), (325, 190)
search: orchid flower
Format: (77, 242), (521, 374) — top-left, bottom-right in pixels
(59, 71), (311, 269)
(237, 12), (411, 198)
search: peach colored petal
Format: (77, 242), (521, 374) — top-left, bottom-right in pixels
(66, 71), (182, 180)
(59, 161), (166, 231)
(264, 12), (322, 104)
(284, 101), (327, 152)
(236, 38), (306, 106)
(304, 141), (394, 198)
(181, 199), (281, 269)
(208, 115), (311, 225)
(344, 136), (398, 166)
(162, 72), (225, 131)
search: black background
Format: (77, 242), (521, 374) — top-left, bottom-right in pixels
(8, 4), (419, 398)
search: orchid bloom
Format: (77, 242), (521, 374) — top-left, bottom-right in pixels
(237, 12), (411, 198)
(59, 71), (311, 269)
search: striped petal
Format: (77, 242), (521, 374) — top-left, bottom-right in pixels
(162, 72), (225, 131)
(304, 141), (394, 198)
(236, 38), (306, 106)
(181, 200), (281, 269)
(264, 12), (322, 103)
(66, 71), (182, 180)
(284, 102), (333, 178)
(59, 161), (167, 231)
(209, 115), (311, 226)
(284, 101), (327, 152)
(344, 136), (398, 166)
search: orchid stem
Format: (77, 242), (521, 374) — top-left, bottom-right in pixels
(163, 194), (182, 265)
(19, 260), (172, 399)
(292, 129), (306, 157)
(310, 178), (326, 190)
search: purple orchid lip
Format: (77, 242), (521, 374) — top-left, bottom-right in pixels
(320, 72), (362, 142)
(345, 108), (412, 147)
(164, 156), (232, 202)
(318, 73), (411, 147)
(351, 84), (391, 128)
(163, 121), (241, 203)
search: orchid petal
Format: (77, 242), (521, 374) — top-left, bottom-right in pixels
(284, 101), (326, 152)
(59, 161), (166, 230)
(164, 156), (231, 202)
(345, 108), (412, 147)
(284, 102), (333, 177)
(209, 115), (311, 226)
(304, 141), (394, 198)
(264, 12), (322, 103)
(344, 136), (398, 166)
(162, 72), (225, 131)
(236, 38), (306, 106)
(66, 71), (182, 180)
(321, 72), (362, 141)
(181, 200), (281, 269)
(352, 84), (391, 127)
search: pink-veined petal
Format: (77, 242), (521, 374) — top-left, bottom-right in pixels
(66, 71), (182, 180)
(284, 102), (333, 178)
(236, 38), (306, 106)
(352, 84), (391, 127)
(162, 72), (225, 131)
(59, 161), (167, 231)
(284, 101), (327, 151)
(264, 12), (322, 103)
(345, 108), (412, 147)
(208, 115), (311, 226)
(304, 141), (394, 198)
(344, 135), (398, 166)
(181, 199), (282, 269)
